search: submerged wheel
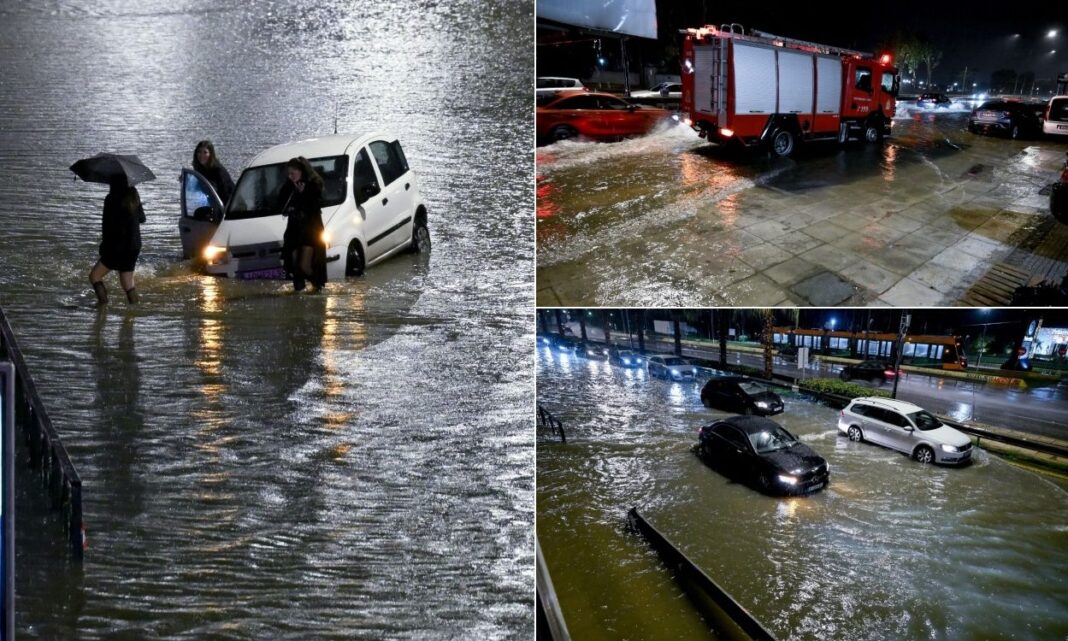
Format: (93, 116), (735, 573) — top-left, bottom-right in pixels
(550, 125), (578, 143)
(759, 472), (772, 491)
(345, 240), (365, 277)
(840, 370), (852, 382)
(915, 445), (935, 464)
(771, 129), (795, 157)
(410, 218), (431, 254)
(847, 426), (863, 442)
(1010, 124), (1021, 140)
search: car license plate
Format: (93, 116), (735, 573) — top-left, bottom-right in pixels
(1059, 124), (1068, 130)
(808, 482), (824, 492)
(239, 268), (286, 280)
(978, 112), (997, 121)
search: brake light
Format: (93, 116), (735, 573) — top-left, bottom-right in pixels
(880, 54), (892, 64)
(720, 128), (734, 137)
(884, 369), (896, 377)
(1061, 168), (1068, 182)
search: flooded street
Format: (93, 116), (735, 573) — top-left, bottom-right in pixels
(537, 348), (1068, 641)
(0, 2), (532, 638)
(536, 103), (1068, 306)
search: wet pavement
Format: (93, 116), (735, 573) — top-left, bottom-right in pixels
(536, 103), (1068, 306)
(536, 347), (1068, 641)
(0, 2), (532, 639)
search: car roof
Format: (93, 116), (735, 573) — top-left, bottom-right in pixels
(541, 91), (630, 106)
(247, 132), (393, 167)
(716, 415), (783, 435)
(849, 396), (924, 413)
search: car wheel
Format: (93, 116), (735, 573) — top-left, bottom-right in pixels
(345, 239), (365, 277)
(877, 375), (886, 386)
(840, 370), (852, 382)
(1010, 124), (1020, 140)
(847, 426), (863, 442)
(410, 218), (431, 254)
(550, 125), (578, 142)
(771, 129), (794, 157)
(915, 445), (935, 464)
(742, 406), (753, 416)
(759, 472), (772, 491)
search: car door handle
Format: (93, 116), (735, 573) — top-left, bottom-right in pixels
(382, 197), (388, 206)
(405, 183), (410, 191)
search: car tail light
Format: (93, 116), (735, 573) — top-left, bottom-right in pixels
(1061, 167), (1068, 183)
(884, 369), (896, 377)
(720, 128), (734, 137)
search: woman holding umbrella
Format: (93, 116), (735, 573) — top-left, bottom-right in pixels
(89, 177), (146, 304)
(71, 152), (154, 304)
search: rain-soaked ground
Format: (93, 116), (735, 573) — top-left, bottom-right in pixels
(536, 348), (1068, 641)
(0, 2), (532, 639)
(536, 101), (1068, 306)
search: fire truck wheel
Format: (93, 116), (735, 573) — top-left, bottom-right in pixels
(864, 122), (883, 143)
(771, 130), (794, 157)
(550, 125), (578, 142)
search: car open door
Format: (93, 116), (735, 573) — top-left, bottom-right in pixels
(179, 168), (225, 260)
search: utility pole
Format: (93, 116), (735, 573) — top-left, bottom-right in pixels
(673, 313), (683, 357)
(892, 312), (911, 399)
(636, 310), (646, 354)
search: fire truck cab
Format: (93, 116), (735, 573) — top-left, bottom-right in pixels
(681, 25), (899, 156)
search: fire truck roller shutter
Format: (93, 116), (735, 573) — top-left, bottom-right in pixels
(815, 56), (843, 134)
(732, 42), (777, 139)
(778, 49), (814, 125)
(694, 45), (719, 116)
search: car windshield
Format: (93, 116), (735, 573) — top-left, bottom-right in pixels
(227, 155), (349, 220)
(663, 357), (686, 366)
(908, 410), (943, 431)
(748, 425), (797, 454)
(738, 382), (766, 395)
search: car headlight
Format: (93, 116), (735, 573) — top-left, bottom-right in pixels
(202, 245), (226, 262)
(756, 401), (769, 409)
(622, 358), (631, 364)
(670, 368), (680, 375)
(321, 230), (331, 245)
(777, 475), (798, 485)
(941, 444), (959, 453)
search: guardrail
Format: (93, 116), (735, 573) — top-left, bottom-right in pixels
(536, 540), (571, 641)
(538, 405), (566, 443)
(0, 306), (84, 560)
(627, 507), (780, 641)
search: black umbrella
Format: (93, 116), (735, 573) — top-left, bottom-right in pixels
(70, 153), (156, 186)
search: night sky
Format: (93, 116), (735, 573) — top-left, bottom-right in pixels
(539, 1), (1066, 90)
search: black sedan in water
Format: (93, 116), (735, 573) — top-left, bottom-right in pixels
(967, 100), (1044, 139)
(839, 359), (897, 384)
(700, 376), (784, 416)
(696, 417), (829, 496)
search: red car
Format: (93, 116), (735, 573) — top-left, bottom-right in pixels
(536, 92), (673, 144)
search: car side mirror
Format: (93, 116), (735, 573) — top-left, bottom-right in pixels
(356, 182), (380, 205)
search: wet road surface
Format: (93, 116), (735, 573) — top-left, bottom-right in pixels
(0, 2), (533, 639)
(537, 347), (1068, 641)
(536, 102), (1068, 306)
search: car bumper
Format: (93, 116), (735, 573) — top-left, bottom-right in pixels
(935, 447), (973, 465)
(203, 241), (285, 278)
(754, 404), (784, 416)
(1043, 121), (1068, 136)
(780, 472), (829, 495)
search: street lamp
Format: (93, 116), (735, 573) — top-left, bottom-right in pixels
(1048, 29), (1059, 38)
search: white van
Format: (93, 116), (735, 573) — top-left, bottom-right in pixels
(179, 132), (430, 279)
(1043, 96), (1068, 138)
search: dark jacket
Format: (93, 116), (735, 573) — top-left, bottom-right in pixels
(278, 179), (327, 287)
(194, 162), (235, 205)
(99, 187), (145, 272)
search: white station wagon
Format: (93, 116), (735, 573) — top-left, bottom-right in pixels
(838, 397), (973, 465)
(179, 132), (430, 279)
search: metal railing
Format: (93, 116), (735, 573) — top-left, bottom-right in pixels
(0, 306), (84, 560)
(536, 539), (571, 641)
(627, 507), (780, 641)
(538, 405), (566, 443)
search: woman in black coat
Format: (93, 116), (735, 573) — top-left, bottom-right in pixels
(89, 178), (145, 304)
(278, 156), (327, 291)
(192, 140), (235, 205)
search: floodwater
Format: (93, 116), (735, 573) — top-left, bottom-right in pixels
(536, 101), (1068, 306)
(0, 2), (533, 639)
(536, 348), (1068, 641)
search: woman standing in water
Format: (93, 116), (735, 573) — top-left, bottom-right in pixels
(192, 140), (235, 205)
(278, 156), (327, 292)
(89, 177), (145, 304)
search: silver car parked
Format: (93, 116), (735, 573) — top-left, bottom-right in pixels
(837, 397), (973, 465)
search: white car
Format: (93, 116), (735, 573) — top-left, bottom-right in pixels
(647, 355), (697, 380)
(182, 132), (430, 279)
(536, 77), (586, 95)
(1043, 96), (1068, 137)
(837, 397), (973, 465)
(629, 82), (682, 99)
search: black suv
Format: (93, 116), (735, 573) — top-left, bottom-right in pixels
(968, 100), (1044, 139)
(700, 377), (784, 416)
(917, 93), (951, 108)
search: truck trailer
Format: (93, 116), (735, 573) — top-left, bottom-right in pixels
(681, 24), (899, 156)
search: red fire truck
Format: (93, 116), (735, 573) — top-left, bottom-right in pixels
(680, 24), (899, 156)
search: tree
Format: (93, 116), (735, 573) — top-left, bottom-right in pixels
(917, 40), (942, 88)
(884, 33), (921, 86)
(762, 309), (775, 379)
